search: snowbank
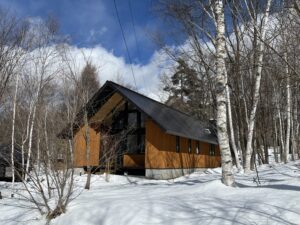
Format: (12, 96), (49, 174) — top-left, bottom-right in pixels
(1, 161), (300, 225)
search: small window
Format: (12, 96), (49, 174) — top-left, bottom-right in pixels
(176, 136), (180, 152)
(188, 139), (192, 153)
(210, 144), (216, 156)
(196, 141), (200, 154)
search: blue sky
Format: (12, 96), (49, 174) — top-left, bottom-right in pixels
(0, 0), (163, 64)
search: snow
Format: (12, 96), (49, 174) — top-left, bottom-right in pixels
(1, 161), (300, 225)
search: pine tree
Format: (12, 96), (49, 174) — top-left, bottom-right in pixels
(164, 58), (206, 119)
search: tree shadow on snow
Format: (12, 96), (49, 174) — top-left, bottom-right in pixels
(236, 182), (300, 192)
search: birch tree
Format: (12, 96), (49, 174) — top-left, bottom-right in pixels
(244, 0), (273, 173)
(213, 0), (235, 186)
(11, 72), (20, 195)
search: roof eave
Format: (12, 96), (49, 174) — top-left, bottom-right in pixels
(165, 130), (218, 145)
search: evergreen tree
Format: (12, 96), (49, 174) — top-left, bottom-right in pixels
(163, 58), (207, 120)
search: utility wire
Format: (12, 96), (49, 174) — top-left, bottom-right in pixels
(128, 0), (141, 60)
(113, 0), (137, 89)
(127, 0), (148, 93)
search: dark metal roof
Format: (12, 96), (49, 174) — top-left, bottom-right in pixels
(60, 81), (218, 144)
(102, 81), (218, 144)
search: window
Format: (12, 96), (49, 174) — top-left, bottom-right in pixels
(139, 134), (145, 153)
(127, 135), (138, 153)
(196, 141), (200, 154)
(210, 144), (216, 156)
(188, 139), (192, 153)
(128, 112), (137, 128)
(176, 136), (180, 152)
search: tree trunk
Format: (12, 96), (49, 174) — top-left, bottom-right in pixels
(214, 0), (235, 186)
(273, 117), (279, 163)
(84, 110), (92, 190)
(226, 84), (241, 170)
(284, 52), (291, 163)
(11, 73), (19, 195)
(25, 104), (37, 181)
(244, 0), (272, 173)
(292, 93), (298, 160)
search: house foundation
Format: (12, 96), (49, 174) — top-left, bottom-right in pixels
(145, 168), (206, 180)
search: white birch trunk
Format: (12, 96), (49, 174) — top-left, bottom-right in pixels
(44, 107), (51, 169)
(226, 84), (241, 170)
(278, 105), (285, 162)
(214, 0), (235, 186)
(291, 112), (295, 161)
(37, 130), (40, 173)
(284, 52), (291, 163)
(244, 0), (272, 173)
(236, 128), (244, 165)
(292, 95), (298, 160)
(21, 105), (32, 175)
(25, 104), (37, 180)
(274, 117), (279, 163)
(241, 76), (249, 127)
(11, 73), (19, 194)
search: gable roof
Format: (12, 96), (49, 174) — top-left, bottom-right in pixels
(60, 81), (218, 145)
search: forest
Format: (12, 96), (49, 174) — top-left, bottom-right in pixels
(0, 0), (299, 224)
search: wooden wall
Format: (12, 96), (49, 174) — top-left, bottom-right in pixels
(74, 125), (100, 167)
(123, 154), (145, 168)
(145, 120), (221, 169)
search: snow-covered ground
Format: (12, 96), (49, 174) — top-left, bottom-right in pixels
(1, 161), (300, 225)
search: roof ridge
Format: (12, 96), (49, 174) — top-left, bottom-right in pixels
(107, 80), (204, 124)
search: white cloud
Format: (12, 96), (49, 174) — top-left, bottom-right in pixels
(61, 44), (173, 101)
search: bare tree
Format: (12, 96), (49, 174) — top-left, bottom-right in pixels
(213, 0), (235, 186)
(0, 9), (28, 104)
(242, 0), (273, 173)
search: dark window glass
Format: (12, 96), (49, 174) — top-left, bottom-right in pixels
(210, 144), (216, 156)
(127, 135), (138, 153)
(196, 141), (200, 154)
(140, 134), (145, 153)
(128, 112), (137, 128)
(140, 113), (146, 128)
(176, 136), (180, 152)
(188, 139), (192, 153)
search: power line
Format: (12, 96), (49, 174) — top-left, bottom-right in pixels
(128, 0), (149, 95)
(113, 0), (137, 89)
(128, 0), (141, 60)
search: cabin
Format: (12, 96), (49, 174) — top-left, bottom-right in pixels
(60, 81), (221, 179)
(0, 144), (24, 181)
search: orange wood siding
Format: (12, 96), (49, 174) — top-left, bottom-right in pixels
(90, 93), (123, 124)
(123, 154), (145, 168)
(145, 120), (221, 169)
(73, 125), (100, 167)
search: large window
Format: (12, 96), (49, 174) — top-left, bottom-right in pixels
(127, 134), (138, 153)
(176, 136), (180, 152)
(128, 112), (137, 128)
